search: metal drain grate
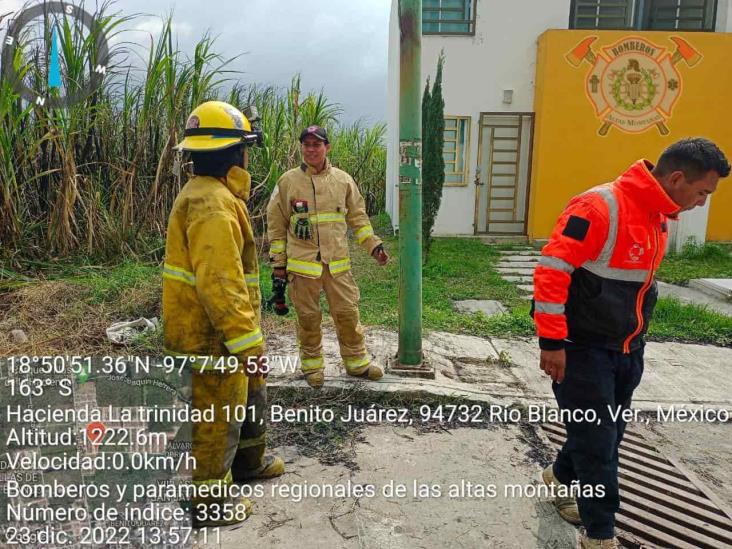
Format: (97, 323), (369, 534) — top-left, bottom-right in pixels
(541, 422), (732, 549)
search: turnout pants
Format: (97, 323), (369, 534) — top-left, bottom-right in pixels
(288, 265), (369, 375)
(192, 369), (267, 502)
(551, 342), (644, 540)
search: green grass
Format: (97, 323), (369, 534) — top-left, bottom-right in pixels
(657, 242), (732, 285)
(346, 236), (730, 346)
(117, 238), (732, 349)
(350, 237), (534, 338)
(648, 297), (732, 346)
(74, 261), (160, 305)
(258, 235), (535, 339)
(5, 234), (730, 354)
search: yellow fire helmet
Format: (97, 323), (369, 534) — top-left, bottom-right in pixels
(175, 101), (263, 152)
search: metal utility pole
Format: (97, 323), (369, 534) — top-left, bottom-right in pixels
(394, 0), (430, 377)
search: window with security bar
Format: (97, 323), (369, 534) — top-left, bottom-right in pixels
(644, 0), (717, 30)
(443, 116), (471, 186)
(571, 0), (634, 28)
(570, 0), (717, 30)
(423, 0), (476, 35)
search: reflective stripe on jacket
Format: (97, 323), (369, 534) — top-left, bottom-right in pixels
(266, 160), (382, 278)
(532, 160), (679, 353)
(162, 167), (263, 361)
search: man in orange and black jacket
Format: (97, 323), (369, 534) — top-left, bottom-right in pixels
(532, 138), (729, 549)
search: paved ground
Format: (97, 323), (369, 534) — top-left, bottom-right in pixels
(658, 281), (732, 316)
(689, 278), (732, 301)
(196, 244), (732, 548)
(266, 328), (732, 410)
(207, 327), (732, 548)
(215, 426), (577, 549)
(496, 249), (538, 298)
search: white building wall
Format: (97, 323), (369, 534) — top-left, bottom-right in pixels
(386, 0), (400, 227)
(387, 0), (571, 235)
(665, 0), (730, 251)
(718, 0), (731, 31)
(387, 0), (732, 237)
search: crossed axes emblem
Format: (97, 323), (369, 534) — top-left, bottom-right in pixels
(566, 36), (702, 136)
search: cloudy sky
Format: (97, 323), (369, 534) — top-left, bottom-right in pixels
(1, 0), (391, 124)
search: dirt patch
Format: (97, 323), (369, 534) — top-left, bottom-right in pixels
(266, 386), (522, 472)
(451, 357), (527, 393)
(267, 386), (369, 470)
(0, 280), (159, 355)
(517, 421), (555, 467)
(1, 282), (107, 355)
(0, 274), (299, 356)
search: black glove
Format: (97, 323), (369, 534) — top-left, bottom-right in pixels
(266, 272), (289, 316)
(291, 199), (312, 241)
(294, 217), (312, 240)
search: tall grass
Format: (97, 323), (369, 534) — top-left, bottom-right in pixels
(0, 8), (386, 269)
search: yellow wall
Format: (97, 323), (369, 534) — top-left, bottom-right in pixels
(529, 30), (732, 241)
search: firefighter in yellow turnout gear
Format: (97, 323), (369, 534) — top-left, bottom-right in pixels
(267, 126), (389, 388)
(163, 101), (284, 527)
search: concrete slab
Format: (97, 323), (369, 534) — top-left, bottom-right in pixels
(490, 339), (546, 399)
(491, 337), (732, 409)
(424, 331), (500, 362)
(496, 267), (535, 276)
(500, 276), (533, 283)
(266, 329), (732, 411)
(453, 299), (507, 316)
(497, 261), (537, 269)
(500, 255), (539, 263)
(657, 281), (732, 317)
(217, 425), (577, 549)
(517, 284), (534, 293)
(689, 278), (732, 301)
(498, 250), (540, 256)
(479, 236), (530, 245)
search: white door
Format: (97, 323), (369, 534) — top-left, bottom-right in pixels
(474, 113), (533, 235)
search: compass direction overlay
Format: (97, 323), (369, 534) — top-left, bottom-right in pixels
(1, 1), (110, 108)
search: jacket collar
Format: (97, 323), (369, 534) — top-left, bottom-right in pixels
(616, 160), (680, 219)
(218, 166), (252, 201)
(300, 158), (332, 176)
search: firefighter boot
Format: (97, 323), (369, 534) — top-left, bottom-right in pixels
(233, 454), (285, 481)
(579, 535), (619, 549)
(542, 465), (582, 525)
(304, 370), (325, 388)
(232, 375), (285, 480)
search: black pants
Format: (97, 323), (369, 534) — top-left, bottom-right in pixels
(552, 342), (644, 539)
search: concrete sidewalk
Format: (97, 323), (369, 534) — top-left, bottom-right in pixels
(205, 329), (732, 549)
(266, 328), (732, 411)
(218, 426), (576, 549)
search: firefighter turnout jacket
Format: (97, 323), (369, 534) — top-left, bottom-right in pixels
(163, 167), (263, 361)
(533, 160), (680, 354)
(267, 160), (382, 277)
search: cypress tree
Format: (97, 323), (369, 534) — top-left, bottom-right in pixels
(422, 51), (446, 259)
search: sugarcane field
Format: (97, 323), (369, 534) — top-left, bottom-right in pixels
(2, 1), (732, 548)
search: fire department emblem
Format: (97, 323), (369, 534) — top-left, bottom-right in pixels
(566, 36), (702, 136)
